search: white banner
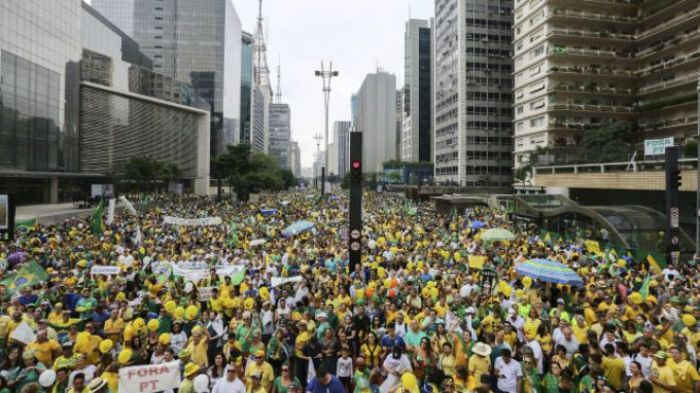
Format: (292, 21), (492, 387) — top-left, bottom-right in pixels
(118, 360), (180, 393)
(644, 137), (674, 156)
(106, 198), (116, 225)
(271, 276), (303, 288)
(198, 286), (215, 301)
(119, 196), (138, 216)
(163, 216), (222, 226)
(91, 265), (121, 276)
(9, 321), (35, 345)
(171, 263), (245, 282)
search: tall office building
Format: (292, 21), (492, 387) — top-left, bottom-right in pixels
(333, 121), (351, 177)
(327, 142), (338, 176)
(0, 0), (82, 203)
(268, 103), (291, 169)
(91, 0), (243, 157)
(513, 0), (700, 168)
(353, 71), (397, 173)
(402, 19), (433, 163)
(240, 32), (254, 146)
(252, 0), (273, 154)
(433, 0), (514, 186)
(290, 141), (301, 177)
(396, 89), (404, 161)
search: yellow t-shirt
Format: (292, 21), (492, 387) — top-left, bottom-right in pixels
(100, 371), (119, 393)
(468, 354), (491, 383)
(602, 356), (625, 390)
(672, 360), (700, 393)
(295, 331), (311, 358)
(27, 339), (61, 365)
(187, 337), (209, 368)
(245, 361), (275, 391)
(103, 318), (124, 342)
(651, 362), (677, 393)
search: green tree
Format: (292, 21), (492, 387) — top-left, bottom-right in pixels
(582, 122), (633, 163)
(281, 169), (298, 189)
(213, 144), (293, 200)
(340, 172), (351, 189)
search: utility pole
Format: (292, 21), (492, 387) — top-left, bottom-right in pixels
(315, 62), (339, 196)
(313, 133), (322, 190)
(696, 79), (700, 262)
(665, 146), (681, 266)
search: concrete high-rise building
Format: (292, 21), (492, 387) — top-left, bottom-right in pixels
(402, 19), (433, 163)
(327, 142), (338, 176)
(513, 0), (700, 169)
(269, 103), (291, 169)
(91, 0), (242, 157)
(333, 121), (351, 177)
(433, 0), (514, 186)
(353, 71), (397, 173)
(396, 89), (404, 162)
(290, 141), (301, 177)
(251, 0), (273, 154)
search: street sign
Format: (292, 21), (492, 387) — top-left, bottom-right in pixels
(670, 207), (679, 228)
(644, 137), (674, 156)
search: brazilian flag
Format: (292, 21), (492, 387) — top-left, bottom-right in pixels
(15, 219), (36, 234)
(90, 199), (106, 235)
(0, 260), (48, 297)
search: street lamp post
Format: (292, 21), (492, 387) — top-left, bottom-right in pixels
(315, 62), (339, 196)
(696, 79), (699, 260)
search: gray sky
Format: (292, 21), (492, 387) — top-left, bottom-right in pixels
(234, 0), (434, 166)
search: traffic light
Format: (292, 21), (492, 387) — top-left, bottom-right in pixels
(671, 170), (682, 188)
(349, 132), (363, 272)
(351, 160), (362, 183)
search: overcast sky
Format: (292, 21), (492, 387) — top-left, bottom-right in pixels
(234, 0), (434, 166)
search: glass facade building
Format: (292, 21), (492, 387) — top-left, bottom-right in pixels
(91, 0), (242, 158)
(0, 0), (82, 203)
(240, 32), (254, 146)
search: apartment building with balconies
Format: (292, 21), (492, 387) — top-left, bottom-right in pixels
(513, 0), (700, 168)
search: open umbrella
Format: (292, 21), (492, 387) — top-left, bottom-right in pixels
(516, 259), (584, 287)
(470, 220), (486, 230)
(7, 252), (28, 266)
(281, 220), (315, 238)
(480, 228), (516, 242)
(259, 208), (278, 217)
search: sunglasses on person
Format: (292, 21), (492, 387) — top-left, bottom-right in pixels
(227, 369), (236, 373)
(282, 368), (289, 372)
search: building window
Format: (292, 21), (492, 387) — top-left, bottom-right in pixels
(516, 106), (524, 114)
(531, 44), (545, 59)
(531, 99), (545, 109)
(529, 65), (541, 76)
(530, 116), (545, 128)
(530, 82), (545, 93)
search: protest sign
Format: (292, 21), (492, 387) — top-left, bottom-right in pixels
(271, 276), (303, 288)
(171, 262), (244, 282)
(90, 265), (121, 276)
(162, 216), (222, 226)
(10, 321), (35, 345)
(118, 360), (180, 393)
(198, 287), (215, 301)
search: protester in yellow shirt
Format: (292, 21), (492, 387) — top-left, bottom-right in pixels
(650, 351), (677, 393)
(245, 350), (275, 391)
(467, 342), (491, 383)
(27, 329), (61, 366)
(601, 344), (625, 391)
(186, 326), (209, 368)
(668, 346), (700, 393)
(103, 310), (124, 343)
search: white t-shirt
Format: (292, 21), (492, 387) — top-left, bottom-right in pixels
(495, 357), (523, 393)
(211, 377), (246, 393)
(526, 340), (544, 373)
(555, 336), (580, 358)
(633, 354), (653, 378)
(337, 356), (353, 377)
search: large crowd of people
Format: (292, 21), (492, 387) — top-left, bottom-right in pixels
(0, 192), (697, 393)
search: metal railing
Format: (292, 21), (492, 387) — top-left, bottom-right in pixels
(637, 5), (700, 41)
(551, 9), (635, 23)
(533, 157), (698, 175)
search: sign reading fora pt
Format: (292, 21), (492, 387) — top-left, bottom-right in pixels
(644, 137), (674, 156)
(119, 361), (180, 393)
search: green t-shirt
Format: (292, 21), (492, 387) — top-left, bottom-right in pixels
(273, 376), (301, 393)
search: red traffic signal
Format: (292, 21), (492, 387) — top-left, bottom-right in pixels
(352, 160), (361, 170)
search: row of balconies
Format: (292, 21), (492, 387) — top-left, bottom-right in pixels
(549, 47), (634, 59)
(636, 51), (700, 77)
(548, 103), (635, 112)
(550, 8), (635, 24)
(547, 83), (634, 95)
(637, 73), (698, 95)
(548, 27), (635, 41)
(637, 28), (700, 59)
(549, 65), (635, 77)
(636, 4), (700, 41)
(639, 116), (698, 131)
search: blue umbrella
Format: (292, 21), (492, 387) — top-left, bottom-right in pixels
(516, 259), (584, 287)
(259, 208), (278, 217)
(282, 220), (315, 238)
(470, 220), (486, 230)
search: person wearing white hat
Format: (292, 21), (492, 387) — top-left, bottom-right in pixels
(468, 342), (492, 384)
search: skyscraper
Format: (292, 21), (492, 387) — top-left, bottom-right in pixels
(268, 103), (291, 169)
(290, 141), (301, 177)
(353, 71), (397, 173)
(240, 32), (254, 146)
(433, 0), (514, 186)
(252, 0), (273, 154)
(333, 121), (351, 177)
(402, 19), (432, 163)
(91, 0), (243, 158)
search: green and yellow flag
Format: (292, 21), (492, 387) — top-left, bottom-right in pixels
(0, 260), (48, 297)
(90, 199), (106, 235)
(639, 274), (651, 301)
